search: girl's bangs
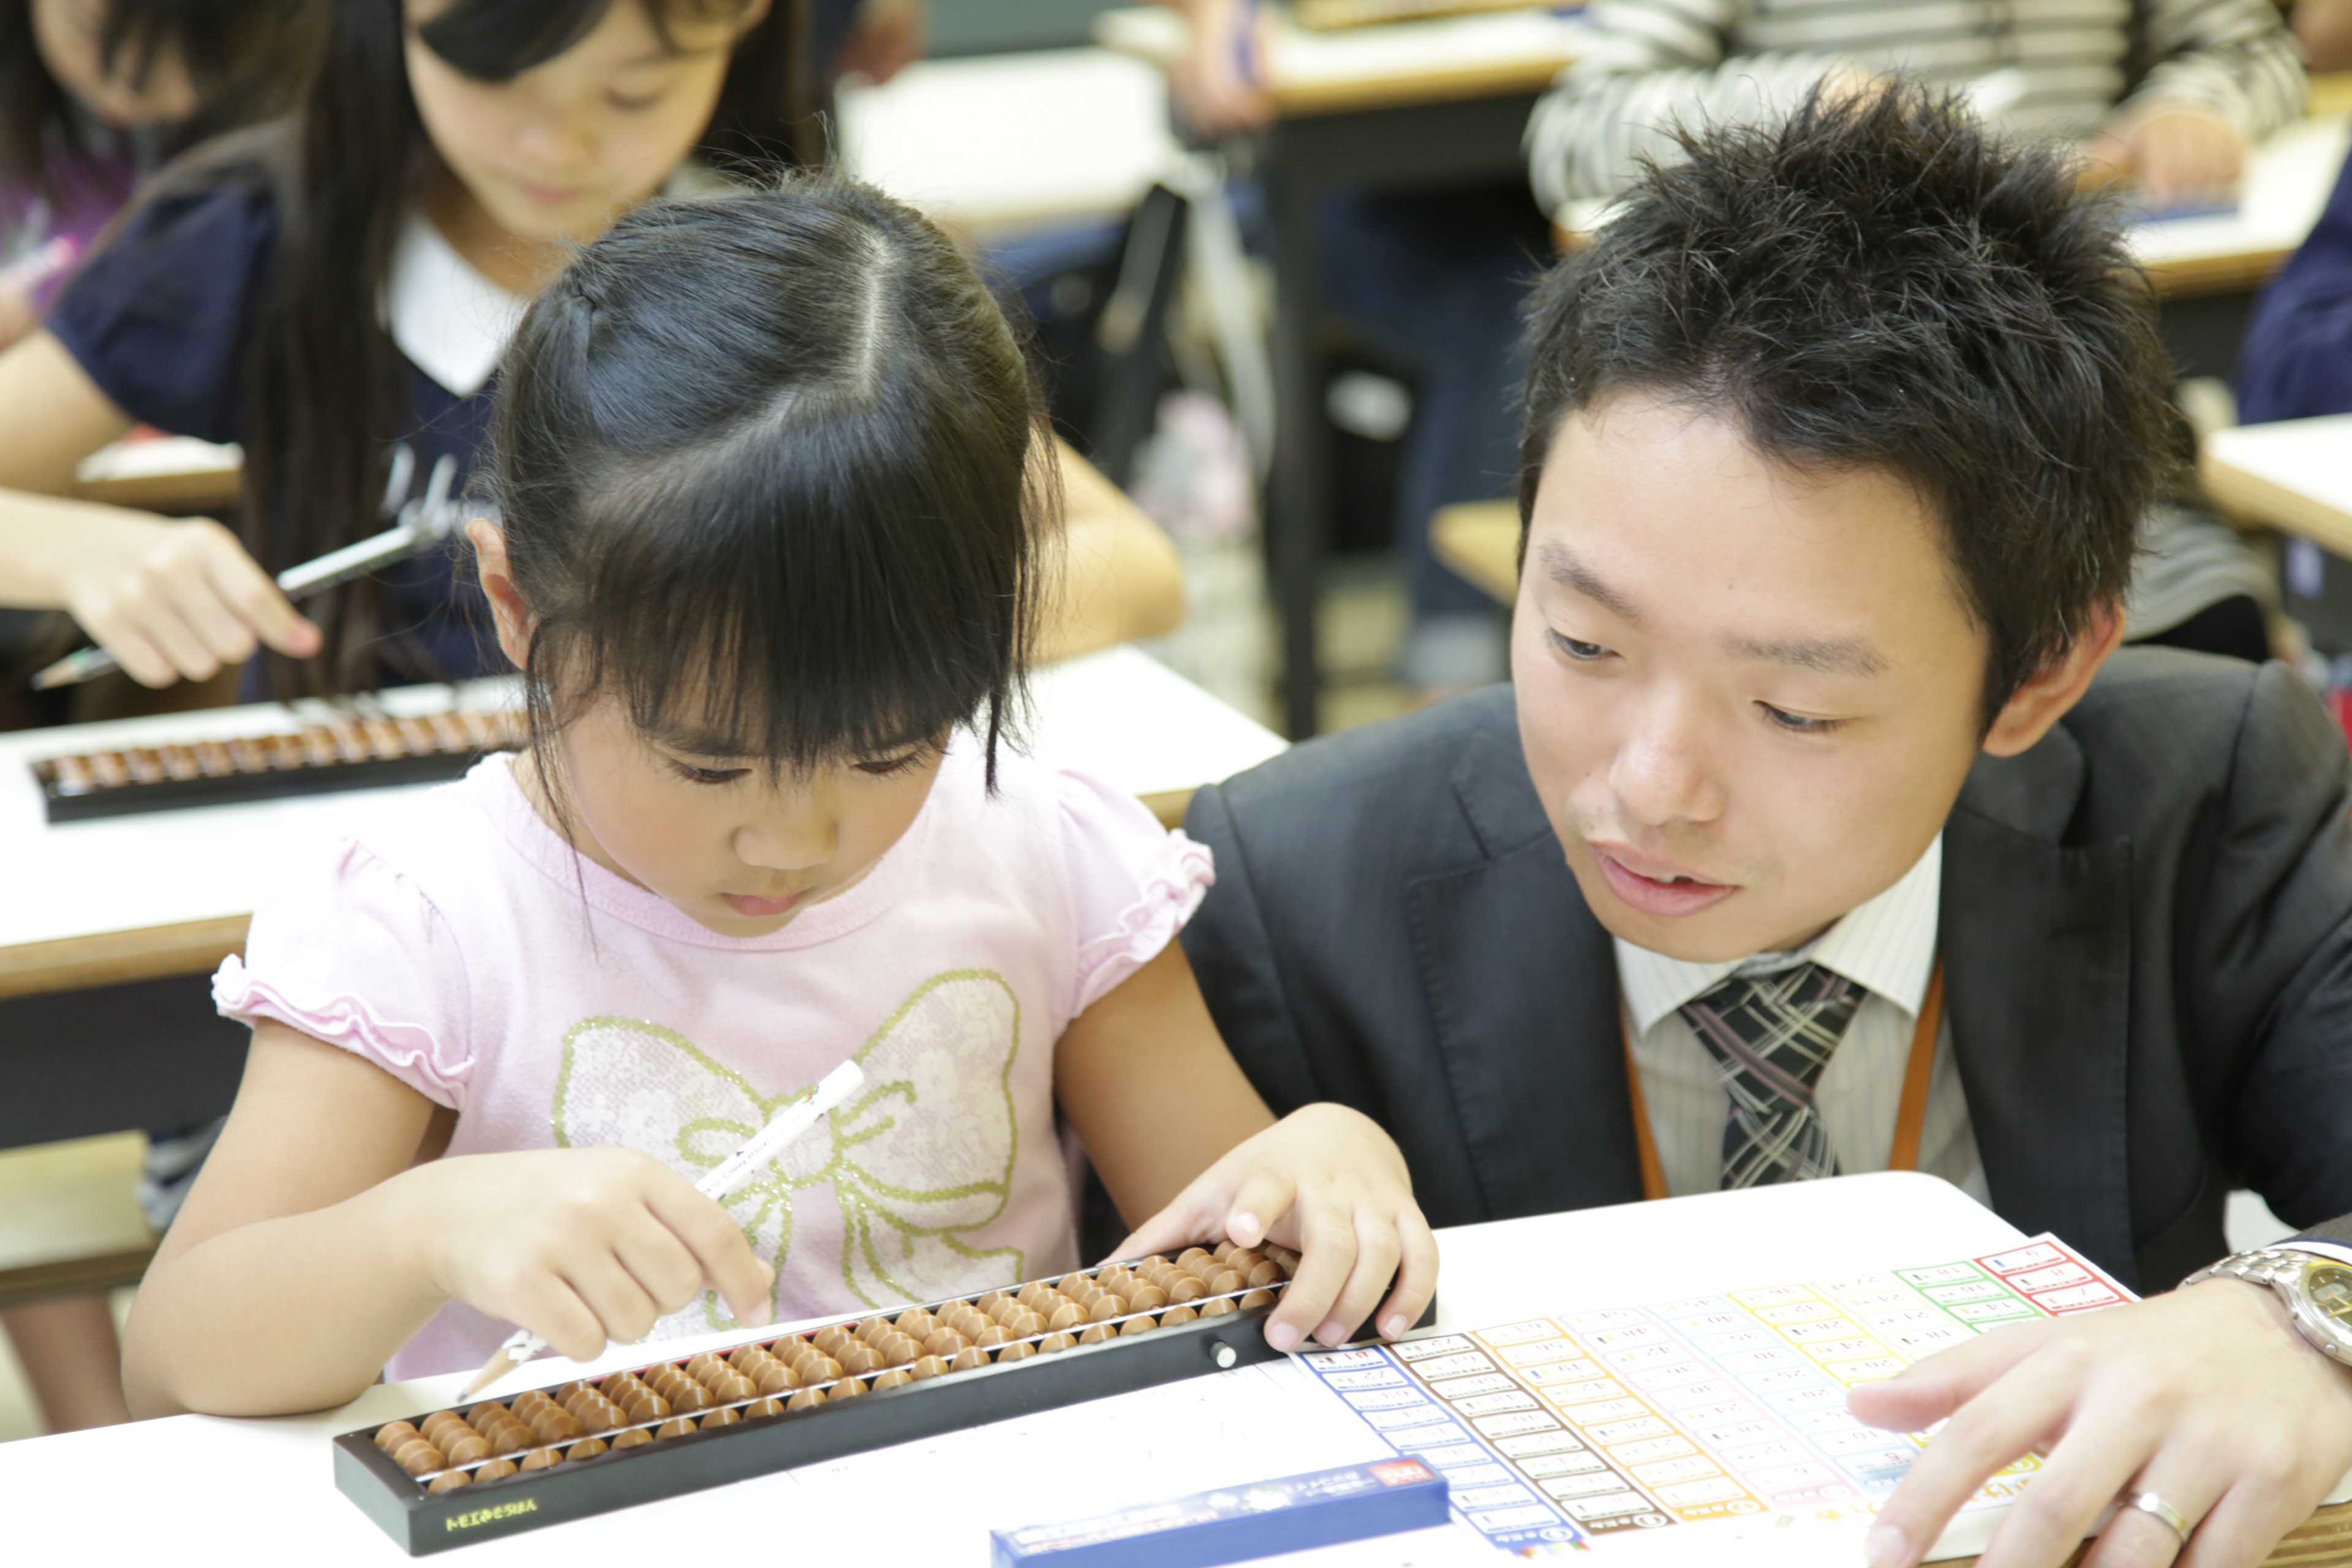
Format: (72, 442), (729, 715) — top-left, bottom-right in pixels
(541, 413), (1027, 774)
(420, 0), (751, 81)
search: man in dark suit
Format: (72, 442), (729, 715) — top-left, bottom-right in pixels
(1181, 90), (2352, 1568)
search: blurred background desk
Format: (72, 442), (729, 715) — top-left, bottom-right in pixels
(2203, 415), (2352, 551)
(1098, 5), (1583, 738)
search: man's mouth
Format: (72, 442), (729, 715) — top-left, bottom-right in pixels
(1589, 845), (1738, 919)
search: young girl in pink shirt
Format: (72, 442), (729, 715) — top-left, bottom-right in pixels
(120, 176), (1434, 1417)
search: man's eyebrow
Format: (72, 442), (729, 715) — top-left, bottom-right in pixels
(1534, 539), (1643, 624)
(1722, 634), (1888, 677)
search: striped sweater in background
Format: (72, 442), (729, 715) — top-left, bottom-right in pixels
(1528, 0), (2308, 210)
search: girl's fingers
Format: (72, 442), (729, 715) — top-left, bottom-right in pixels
(609, 1207), (712, 1318)
(510, 1276), (608, 1365)
(1108, 1190), (1217, 1263)
(641, 1180), (774, 1328)
(1262, 1194), (1353, 1354)
(558, 1251), (662, 1351)
(1374, 1204), (1439, 1340)
(1313, 1208), (1402, 1346)
(137, 596), (225, 682)
(1223, 1169), (1297, 1253)
(198, 535), (318, 657)
(81, 611), (175, 687)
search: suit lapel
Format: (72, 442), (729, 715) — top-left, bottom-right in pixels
(1942, 734), (2139, 1285)
(1406, 713), (1643, 1220)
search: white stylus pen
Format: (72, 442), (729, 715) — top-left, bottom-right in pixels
(460, 1060), (866, 1399)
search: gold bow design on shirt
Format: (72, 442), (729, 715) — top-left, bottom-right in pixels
(550, 968), (1027, 1340)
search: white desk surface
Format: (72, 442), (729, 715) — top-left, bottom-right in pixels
(836, 48), (1185, 236)
(2203, 414), (2352, 553)
(0, 1174), (2029, 1564)
(1093, 6), (1585, 116)
(2125, 115), (2351, 292)
(0, 645), (1285, 961)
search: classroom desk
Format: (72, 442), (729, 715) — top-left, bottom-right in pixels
(2202, 415), (2352, 554)
(1097, 6), (1583, 739)
(69, 434), (241, 518)
(5, 1172), (2344, 1564)
(0, 647), (1284, 1146)
(1430, 499), (1520, 606)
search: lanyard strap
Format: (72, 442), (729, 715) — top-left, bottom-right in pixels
(1623, 958), (1945, 1202)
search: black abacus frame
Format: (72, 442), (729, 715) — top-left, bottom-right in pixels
(37, 746), (494, 823)
(335, 1295), (1298, 1555)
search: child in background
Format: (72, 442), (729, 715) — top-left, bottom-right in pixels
(120, 178), (1434, 1417)
(0, 0), (314, 347)
(0, 0), (1177, 703)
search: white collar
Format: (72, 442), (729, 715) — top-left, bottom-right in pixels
(383, 207), (530, 399)
(1614, 834), (1942, 1034)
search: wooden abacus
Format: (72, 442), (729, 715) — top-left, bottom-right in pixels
(32, 706), (526, 822)
(336, 1244), (1334, 1555)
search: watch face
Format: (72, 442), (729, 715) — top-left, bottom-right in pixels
(2302, 1260), (2352, 1333)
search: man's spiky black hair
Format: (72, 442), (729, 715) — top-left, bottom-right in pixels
(1520, 85), (2181, 723)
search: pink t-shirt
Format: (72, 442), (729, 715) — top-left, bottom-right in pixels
(213, 739), (1213, 1380)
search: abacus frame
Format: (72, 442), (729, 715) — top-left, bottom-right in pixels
(334, 1266), (1379, 1555)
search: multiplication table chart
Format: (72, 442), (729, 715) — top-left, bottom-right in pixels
(1299, 1235), (2129, 1555)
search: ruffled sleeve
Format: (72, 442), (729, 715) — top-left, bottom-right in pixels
(212, 839), (476, 1109)
(1054, 767), (1216, 1017)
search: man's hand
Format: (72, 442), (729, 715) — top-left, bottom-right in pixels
(1850, 1279), (2352, 1568)
(2084, 103), (2250, 209)
(1170, 0), (1272, 136)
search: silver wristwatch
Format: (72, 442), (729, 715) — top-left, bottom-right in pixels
(2182, 1246), (2352, 1366)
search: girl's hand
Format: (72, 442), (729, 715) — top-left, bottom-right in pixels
(56, 512), (320, 685)
(399, 1148), (777, 1362)
(1113, 1103), (1438, 1354)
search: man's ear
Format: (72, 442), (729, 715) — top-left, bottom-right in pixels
(468, 517), (533, 671)
(1980, 601), (2127, 758)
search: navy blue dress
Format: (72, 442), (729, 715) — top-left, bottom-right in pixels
(2239, 153), (2352, 423)
(47, 172), (501, 688)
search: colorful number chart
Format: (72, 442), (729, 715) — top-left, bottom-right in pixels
(1298, 1235), (2129, 1556)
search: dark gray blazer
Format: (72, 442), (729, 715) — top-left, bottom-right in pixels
(1180, 648), (2352, 1292)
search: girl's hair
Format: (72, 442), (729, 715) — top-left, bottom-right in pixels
(0, 0), (316, 197)
(221, 0), (821, 696)
(486, 176), (1052, 795)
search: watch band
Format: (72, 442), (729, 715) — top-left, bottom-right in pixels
(2183, 1247), (2352, 1366)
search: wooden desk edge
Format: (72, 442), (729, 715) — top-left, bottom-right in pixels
(1270, 56), (1570, 117)
(1944, 1498), (2352, 1567)
(2202, 450), (2352, 556)
(2143, 245), (2293, 300)
(70, 468), (243, 517)
(0, 914), (249, 1000)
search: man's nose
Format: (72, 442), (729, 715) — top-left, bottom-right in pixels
(1607, 694), (1728, 827)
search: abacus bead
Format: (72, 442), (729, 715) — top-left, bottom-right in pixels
(1177, 1248), (1214, 1270)
(375, 1421), (418, 1452)
(666, 1382), (711, 1412)
(1200, 1269), (1244, 1295)
(1246, 1261), (1282, 1288)
(813, 1325), (853, 1357)
(474, 1458), (519, 1480)
(974, 1290), (1011, 1311)
(1161, 1304), (1197, 1326)
(884, 1333), (925, 1365)
(950, 1347), (989, 1371)
(566, 1438), (608, 1461)
(488, 1422), (535, 1455)
(868, 1368), (912, 1390)
(429, 1470), (472, 1493)
(1096, 1266), (1136, 1291)
(608, 1429), (651, 1450)
(856, 1316), (892, 1344)
(574, 1403), (617, 1434)
(1199, 1296), (1238, 1317)
(421, 1411), (470, 1442)
(910, 1355), (949, 1381)
(806, 1356), (843, 1382)
(700, 1409), (738, 1430)
(995, 1340), (1036, 1363)
(1213, 1241), (1240, 1261)
(727, 1345), (764, 1370)
(831, 1377), (867, 1400)
(1087, 1295), (1123, 1324)
(1046, 1302), (1084, 1332)
(786, 1389), (824, 1411)
(1017, 1283), (1055, 1311)
(1077, 1324), (1115, 1344)
(1166, 1276), (1204, 1303)
(1239, 1289), (1275, 1309)
(1121, 1283), (1168, 1311)
(443, 1434), (492, 1465)
(1037, 1333), (1076, 1354)
(1009, 1311), (1046, 1337)
(686, 1354), (726, 1385)
(922, 1328), (968, 1358)
(530, 1411), (581, 1442)
(747, 1396), (786, 1417)
(753, 1363), (796, 1396)
(655, 1418), (697, 1439)
(893, 1308), (937, 1340)
(974, 1325), (1009, 1347)
(466, 1402), (511, 1427)
(519, 1447), (564, 1471)
(1120, 1314), (1159, 1336)
(836, 1342), (879, 1375)
(394, 1439), (445, 1476)
(622, 1393), (669, 1423)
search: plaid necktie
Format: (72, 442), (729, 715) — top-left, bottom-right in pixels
(1679, 962), (1863, 1188)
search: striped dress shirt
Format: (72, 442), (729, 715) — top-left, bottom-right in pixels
(1529, 0), (2309, 209)
(1616, 834), (1993, 1203)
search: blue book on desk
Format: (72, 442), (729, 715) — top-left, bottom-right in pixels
(991, 1458), (1450, 1568)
